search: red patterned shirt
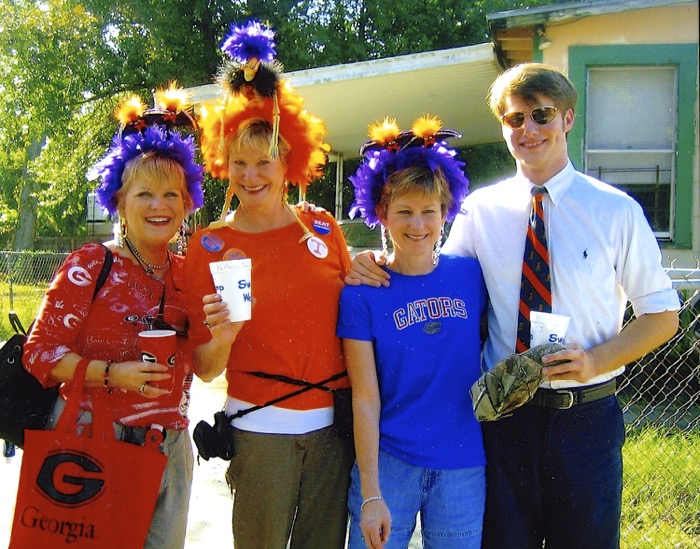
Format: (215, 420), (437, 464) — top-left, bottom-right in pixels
(23, 243), (193, 430)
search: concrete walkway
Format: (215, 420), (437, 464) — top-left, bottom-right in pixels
(1, 374), (422, 547)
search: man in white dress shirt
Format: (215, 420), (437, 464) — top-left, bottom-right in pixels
(347, 63), (679, 548)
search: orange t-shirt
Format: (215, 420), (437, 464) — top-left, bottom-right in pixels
(185, 208), (350, 410)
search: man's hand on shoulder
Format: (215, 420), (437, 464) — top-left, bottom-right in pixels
(297, 200), (327, 214)
(345, 250), (391, 288)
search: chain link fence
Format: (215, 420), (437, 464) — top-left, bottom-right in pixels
(620, 267), (700, 547)
(0, 251), (68, 335)
(1, 250), (699, 546)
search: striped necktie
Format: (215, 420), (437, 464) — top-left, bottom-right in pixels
(516, 187), (551, 352)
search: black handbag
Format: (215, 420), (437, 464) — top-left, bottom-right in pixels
(192, 410), (235, 461)
(332, 386), (353, 439)
(0, 245), (113, 447)
(0, 317), (59, 447)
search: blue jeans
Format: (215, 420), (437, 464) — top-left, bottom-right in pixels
(482, 395), (625, 549)
(347, 450), (485, 549)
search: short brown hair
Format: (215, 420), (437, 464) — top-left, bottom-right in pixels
(488, 63), (578, 119)
(376, 165), (452, 220)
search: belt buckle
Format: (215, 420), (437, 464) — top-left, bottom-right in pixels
(554, 390), (575, 409)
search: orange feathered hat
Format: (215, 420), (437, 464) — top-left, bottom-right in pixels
(199, 79), (327, 188)
(199, 21), (328, 224)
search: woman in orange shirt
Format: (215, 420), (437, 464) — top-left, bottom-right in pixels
(185, 21), (352, 549)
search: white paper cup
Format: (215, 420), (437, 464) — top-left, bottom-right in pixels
(530, 312), (570, 347)
(138, 329), (176, 392)
(209, 259), (252, 322)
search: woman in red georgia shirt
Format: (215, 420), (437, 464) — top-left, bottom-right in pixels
(23, 89), (204, 548)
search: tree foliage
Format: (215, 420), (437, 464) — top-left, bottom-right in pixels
(1, 1), (104, 247)
(0, 0), (560, 249)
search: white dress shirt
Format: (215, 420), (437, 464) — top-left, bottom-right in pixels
(443, 161), (679, 388)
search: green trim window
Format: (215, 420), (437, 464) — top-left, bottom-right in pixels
(586, 66), (676, 238)
(569, 45), (697, 248)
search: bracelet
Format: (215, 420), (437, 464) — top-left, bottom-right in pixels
(361, 496), (384, 511)
(103, 360), (114, 392)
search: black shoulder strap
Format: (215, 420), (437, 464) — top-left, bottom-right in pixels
(8, 244), (114, 337)
(8, 311), (26, 336)
(230, 371), (349, 420)
(92, 244), (113, 300)
(246, 370), (347, 392)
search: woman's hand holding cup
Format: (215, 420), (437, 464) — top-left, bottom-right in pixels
(202, 293), (247, 345)
(107, 360), (172, 398)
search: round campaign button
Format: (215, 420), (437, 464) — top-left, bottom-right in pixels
(306, 236), (328, 259)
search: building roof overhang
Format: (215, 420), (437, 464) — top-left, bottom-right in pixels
(487, 0), (694, 29)
(187, 43), (504, 160)
(487, 0), (696, 66)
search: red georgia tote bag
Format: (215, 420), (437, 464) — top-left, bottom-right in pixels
(9, 360), (167, 548)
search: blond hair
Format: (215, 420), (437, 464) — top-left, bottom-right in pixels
(228, 118), (290, 162)
(118, 151), (193, 213)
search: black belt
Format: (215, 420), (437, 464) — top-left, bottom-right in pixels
(532, 380), (616, 410)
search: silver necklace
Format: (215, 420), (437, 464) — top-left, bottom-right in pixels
(124, 237), (170, 275)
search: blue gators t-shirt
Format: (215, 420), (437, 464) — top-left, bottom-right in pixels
(338, 255), (486, 469)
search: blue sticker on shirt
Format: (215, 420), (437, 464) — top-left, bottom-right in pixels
(201, 233), (224, 252)
(313, 219), (331, 235)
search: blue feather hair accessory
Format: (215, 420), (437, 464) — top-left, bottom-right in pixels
(221, 20), (276, 64)
(218, 20), (282, 99)
(349, 115), (470, 228)
(91, 85), (204, 216)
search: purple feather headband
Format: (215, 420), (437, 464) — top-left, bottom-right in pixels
(349, 116), (470, 228)
(93, 127), (204, 215)
(91, 92), (204, 216)
(220, 20), (276, 63)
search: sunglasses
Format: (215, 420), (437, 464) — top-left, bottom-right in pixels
(501, 106), (558, 129)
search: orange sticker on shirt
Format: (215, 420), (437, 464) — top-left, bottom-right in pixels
(223, 248), (248, 261)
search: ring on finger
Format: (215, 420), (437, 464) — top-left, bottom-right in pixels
(203, 320), (212, 329)
(139, 384), (146, 394)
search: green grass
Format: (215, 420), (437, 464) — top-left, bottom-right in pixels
(0, 281), (46, 340)
(621, 426), (700, 548)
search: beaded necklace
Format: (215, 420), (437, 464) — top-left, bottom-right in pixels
(124, 237), (170, 275)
